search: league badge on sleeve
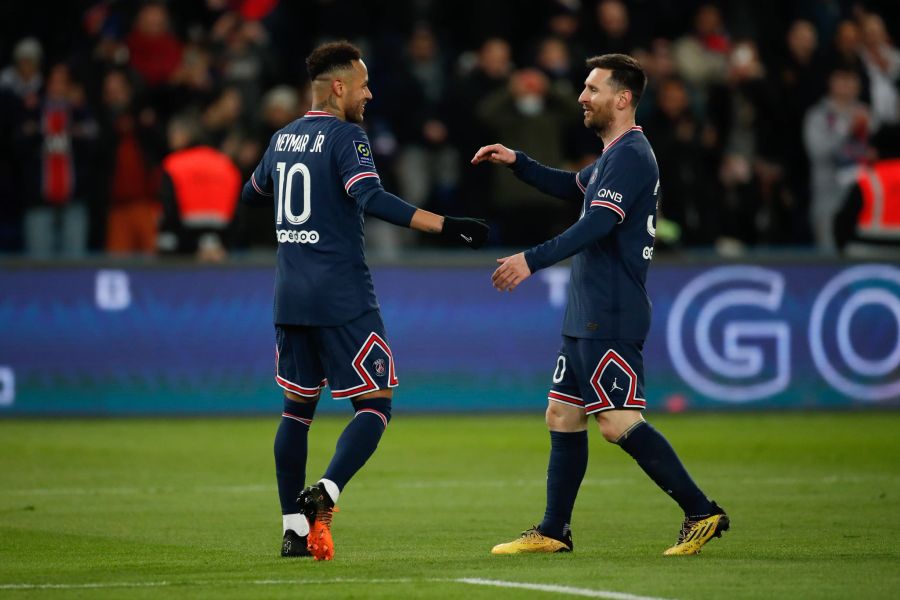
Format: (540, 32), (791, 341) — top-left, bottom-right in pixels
(354, 140), (375, 168)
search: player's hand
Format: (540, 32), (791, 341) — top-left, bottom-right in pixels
(441, 216), (489, 249)
(492, 253), (531, 292)
(471, 143), (516, 166)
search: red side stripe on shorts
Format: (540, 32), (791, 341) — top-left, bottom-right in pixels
(548, 390), (585, 407)
(275, 375), (322, 397)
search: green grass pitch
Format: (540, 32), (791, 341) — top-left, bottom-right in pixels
(1, 412), (899, 599)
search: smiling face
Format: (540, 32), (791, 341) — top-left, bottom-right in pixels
(339, 59), (373, 124)
(578, 68), (621, 135)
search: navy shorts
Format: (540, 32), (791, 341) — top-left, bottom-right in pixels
(548, 336), (646, 415)
(275, 309), (398, 400)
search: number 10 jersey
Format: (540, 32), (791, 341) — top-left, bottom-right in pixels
(243, 111), (383, 326)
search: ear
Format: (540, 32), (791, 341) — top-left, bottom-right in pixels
(617, 90), (632, 110)
(332, 78), (344, 98)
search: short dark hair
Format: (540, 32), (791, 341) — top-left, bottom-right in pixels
(306, 41), (362, 80)
(585, 53), (647, 107)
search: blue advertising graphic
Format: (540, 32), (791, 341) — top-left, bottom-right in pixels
(1, 262), (899, 415)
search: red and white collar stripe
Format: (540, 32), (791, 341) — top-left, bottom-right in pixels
(602, 126), (642, 154)
(304, 111), (337, 118)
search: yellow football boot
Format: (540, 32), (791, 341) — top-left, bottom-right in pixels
(664, 506), (729, 556)
(491, 526), (573, 554)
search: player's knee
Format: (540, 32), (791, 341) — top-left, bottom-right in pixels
(595, 410), (644, 443)
(285, 390), (319, 403)
(545, 401), (585, 432)
(596, 417), (622, 443)
(351, 397), (392, 427)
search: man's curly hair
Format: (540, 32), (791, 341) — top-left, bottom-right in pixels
(306, 41), (363, 80)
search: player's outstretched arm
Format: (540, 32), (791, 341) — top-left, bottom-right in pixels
(354, 177), (489, 248)
(472, 143), (584, 201)
(411, 209), (489, 249)
(471, 144), (516, 165)
(493, 208), (620, 292)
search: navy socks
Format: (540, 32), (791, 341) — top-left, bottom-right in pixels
(274, 398), (317, 514)
(322, 397), (392, 492)
(617, 421), (714, 517)
(539, 430), (589, 539)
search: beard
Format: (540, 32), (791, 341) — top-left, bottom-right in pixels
(584, 99), (614, 136)
(345, 101), (366, 124)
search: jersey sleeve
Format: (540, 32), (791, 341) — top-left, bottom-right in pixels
(586, 147), (648, 223)
(510, 151), (585, 201)
(333, 125), (381, 199)
(241, 135), (276, 205)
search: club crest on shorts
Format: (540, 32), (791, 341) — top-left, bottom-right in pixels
(373, 358), (387, 377)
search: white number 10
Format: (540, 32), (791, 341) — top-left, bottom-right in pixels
(275, 162), (312, 225)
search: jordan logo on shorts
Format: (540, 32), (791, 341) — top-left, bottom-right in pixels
(609, 377), (623, 393)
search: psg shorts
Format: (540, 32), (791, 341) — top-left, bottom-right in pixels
(275, 309), (398, 400)
(548, 336), (646, 415)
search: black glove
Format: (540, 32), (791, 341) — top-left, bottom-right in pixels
(441, 216), (489, 249)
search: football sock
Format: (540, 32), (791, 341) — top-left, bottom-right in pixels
(539, 430), (588, 539)
(616, 421), (714, 517)
(322, 397), (392, 492)
(282, 512), (309, 536)
(318, 478), (341, 504)
(274, 397), (317, 515)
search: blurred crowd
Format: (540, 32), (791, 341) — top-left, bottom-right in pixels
(1, 0), (899, 260)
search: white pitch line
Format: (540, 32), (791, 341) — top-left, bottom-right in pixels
(456, 578), (677, 600)
(0, 577), (677, 599)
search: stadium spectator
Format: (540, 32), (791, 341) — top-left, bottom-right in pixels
(14, 63), (97, 258)
(126, 2), (183, 88)
(201, 86), (244, 148)
(673, 4), (730, 93)
(448, 38), (514, 216)
(544, 2), (588, 67)
(382, 25), (454, 209)
(643, 77), (719, 246)
(827, 20), (871, 105)
(779, 19), (828, 243)
(589, 0), (637, 56)
(858, 13), (900, 128)
(97, 69), (164, 256)
(804, 67), (873, 252)
(168, 38), (218, 113)
(0, 37), (43, 101)
(212, 14), (278, 118)
(633, 38), (677, 124)
(1, 1), (898, 257)
(477, 68), (581, 245)
(535, 36), (578, 97)
(706, 40), (787, 249)
(158, 115), (241, 261)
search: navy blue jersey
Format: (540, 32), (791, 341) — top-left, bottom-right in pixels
(518, 127), (660, 340)
(243, 111), (399, 326)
